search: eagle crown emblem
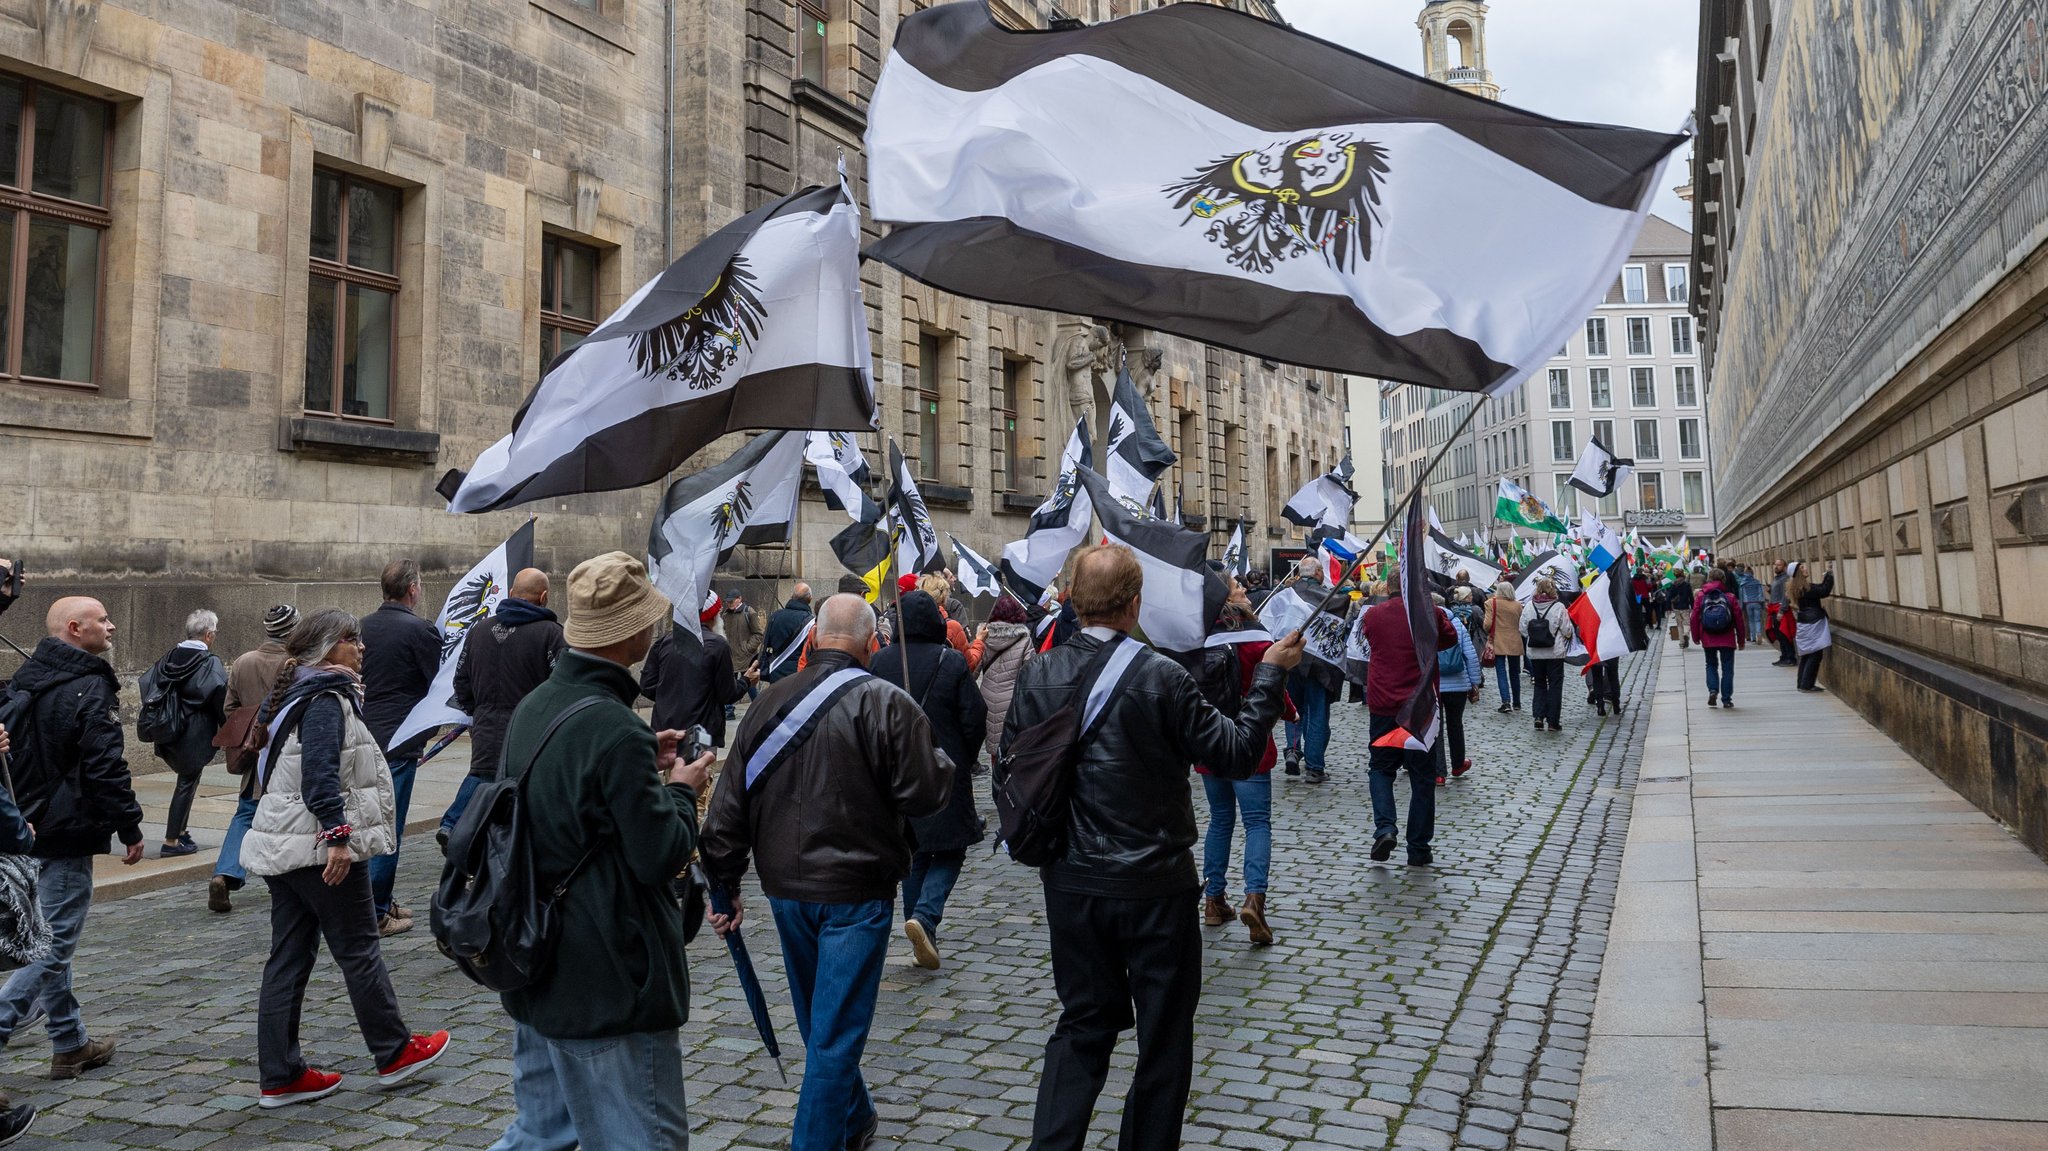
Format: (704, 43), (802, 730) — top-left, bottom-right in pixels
(1165, 130), (1390, 275)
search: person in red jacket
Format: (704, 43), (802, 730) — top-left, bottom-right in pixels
(1356, 569), (1458, 866)
(1689, 568), (1747, 708)
(1195, 580), (1296, 946)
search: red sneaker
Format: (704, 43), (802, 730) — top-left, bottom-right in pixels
(260, 1067), (342, 1109)
(1435, 774), (1447, 787)
(377, 1031), (450, 1087)
(1453, 759), (1472, 778)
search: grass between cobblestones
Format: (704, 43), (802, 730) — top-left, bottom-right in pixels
(0, 645), (1661, 1151)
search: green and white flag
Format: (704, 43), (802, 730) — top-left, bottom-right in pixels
(1495, 477), (1567, 534)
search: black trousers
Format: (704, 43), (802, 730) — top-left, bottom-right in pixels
(259, 863), (410, 1088)
(1588, 661), (1621, 706)
(163, 767), (203, 841)
(1529, 659), (1564, 725)
(1797, 649), (1826, 691)
(1032, 887), (1201, 1151)
(1435, 692), (1469, 773)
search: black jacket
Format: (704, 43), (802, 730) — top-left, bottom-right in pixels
(640, 627), (745, 748)
(1002, 631), (1287, 899)
(452, 598), (565, 780)
(759, 598), (814, 684)
(139, 644), (228, 774)
(872, 593), (987, 855)
(360, 601), (443, 759)
(1797, 572), (1835, 624)
(4, 637), (145, 858)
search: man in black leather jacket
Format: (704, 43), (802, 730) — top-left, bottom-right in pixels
(1001, 546), (1303, 1151)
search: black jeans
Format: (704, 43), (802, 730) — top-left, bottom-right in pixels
(1588, 661), (1621, 706)
(1776, 635), (1798, 663)
(1797, 649), (1826, 690)
(1367, 712), (1436, 853)
(1032, 887), (1201, 1151)
(163, 767), (203, 841)
(1529, 659), (1564, 725)
(259, 863), (410, 1089)
(1435, 691), (1469, 773)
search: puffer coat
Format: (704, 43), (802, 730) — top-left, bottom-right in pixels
(240, 669), (397, 877)
(974, 622), (1034, 755)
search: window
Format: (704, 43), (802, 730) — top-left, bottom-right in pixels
(1589, 367), (1612, 409)
(1664, 263), (1689, 303)
(1553, 474), (1577, 516)
(1678, 418), (1702, 460)
(307, 168), (401, 420)
(1585, 317), (1608, 357)
(1682, 471), (1706, 515)
(1547, 368), (1570, 409)
(917, 332), (945, 479)
(540, 235), (599, 365)
(1626, 316), (1653, 356)
(0, 76), (111, 386)
(1551, 420), (1573, 463)
(1630, 367), (1655, 407)
(1673, 365), (1699, 407)
(1638, 471), (1664, 510)
(1622, 264), (1647, 303)
(1634, 418), (1660, 460)
(796, 0), (829, 86)
(1592, 418), (1614, 452)
(1670, 316), (1695, 356)
(995, 357), (1027, 491)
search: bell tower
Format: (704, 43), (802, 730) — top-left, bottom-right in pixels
(1418, 0), (1500, 102)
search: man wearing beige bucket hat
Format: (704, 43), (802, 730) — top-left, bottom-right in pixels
(488, 552), (715, 1151)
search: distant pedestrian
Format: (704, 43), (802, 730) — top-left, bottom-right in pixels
(1768, 561), (1797, 665)
(1431, 593), (1482, 784)
(1197, 582), (1290, 947)
(438, 569), (564, 846)
(968, 597), (1036, 756)
(0, 597), (145, 1079)
(139, 609), (228, 858)
(1735, 564), (1767, 644)
(488, 553), (713, 1151)
(1788, 563), (1834, 692)
(358, 559), (442, 935)
(1520, 579), (1575, 733)
(703, 593), (951, 1151)
(872, 591), (985, 970)
(1690, 568), (1746, 708)
(209, 604), (299, 913)
(1283, 559), (1336, 782)
(1666, 574), (1696, 650)
(640, 590), (746, 748)
(1485, 581), (1524, 712)
(758, 581), (815, 684)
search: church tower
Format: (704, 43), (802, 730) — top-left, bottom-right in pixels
(1418, 0), (1500, 101)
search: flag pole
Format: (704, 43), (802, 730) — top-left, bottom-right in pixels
(1312, 398), (1486, 617)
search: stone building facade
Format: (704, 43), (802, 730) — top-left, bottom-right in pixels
(1694, 0), (2048, 858)
(0, 0), (1345, 679)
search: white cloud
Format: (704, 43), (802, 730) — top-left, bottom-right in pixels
(1278, 0), (1697, 226)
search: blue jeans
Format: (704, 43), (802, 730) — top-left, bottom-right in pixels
(0, 855), (96, 1051)
(489, 1021), (688, 1151)
(368, 755), (419, 917)
(1201, 774), (1271, 897)
(1493, 654), (1522, 706)
(1283, 674), (1330, 772)
(1742, 601), (1764, 643)
(769, 897), (890, 1151)
(902, 850), (965, 936)
(213, 794), (260, 889)
(439, 773), (484, 835)
(1366, 713), (1435, 856)
(1704, 647), (1736, 700)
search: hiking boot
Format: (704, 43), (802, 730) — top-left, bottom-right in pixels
(377, 1031), (450, 1087)
(50, 1037), (114, 1080)
(261, 1067), (342, 1109)
(0, 1103), (34, 1145)
(1203, 895), (1232, 927)
(904, 918), (941, 970)
(377, 914), (413, 937)
(207, 875), (232, 914)
(1238, 894), (1273, 946)
(1371, 834), (1396, 862)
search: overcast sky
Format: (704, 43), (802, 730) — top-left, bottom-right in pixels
(1278, 0), (1698, 226)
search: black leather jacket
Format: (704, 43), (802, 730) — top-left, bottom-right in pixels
(1002, 631), (1287, 899)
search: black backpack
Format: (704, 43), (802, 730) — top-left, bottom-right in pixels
(1526, 604), (1557, 649)
(1191, 644), (1243, 718)
(991, 637), (1133, 868)
(430, 695), (605, 993)
(1699, 591), (1735, 635)
(134, 661), (192, 746)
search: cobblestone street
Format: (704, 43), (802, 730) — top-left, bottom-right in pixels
(5, 650), (1657, 1151)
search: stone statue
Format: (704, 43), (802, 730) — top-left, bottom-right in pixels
(1128, 347), (1166, 401)
(1054, 323), (1111, 434)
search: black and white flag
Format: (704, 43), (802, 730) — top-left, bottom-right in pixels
(1077, 466), (1221, 652)
(866, 2), (1686, 393)
(648, 431), (806, 639)
(807, 430), (879, 522)
(948, 534), (1001, 598)
(390, 520), (537, 748)
(1000, 416), (1094, 600)
(442, 181), (875, 513)
(887, 439), (942, 575)
(1513, 549), (1579, 604)
(1567, 436), (1634, 499)
(1107, 363), (1176, 508)
(1425, 528), (1502, 589)
(1223, 519), (1249, 578)
(1282, 467), (1358, 533)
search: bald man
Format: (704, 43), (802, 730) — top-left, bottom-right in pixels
(440, 568), (566, 845)
(0, 596), (144, 1080)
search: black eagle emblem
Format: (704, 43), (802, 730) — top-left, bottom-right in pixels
(630, 256), (769, 390)
(711, 479), (754, 545)
(439, 572), (502, 661)
(1165, 132), (1390, 275)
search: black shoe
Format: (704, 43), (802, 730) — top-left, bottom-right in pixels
(1283, 749), (1302, 776)
(1534, 719), (1545, 731)
(1548, 721), (1562, 732)
(435, 827), (451, 854)
(1371, 834), (1396, 862)
(1722, 698), (1735, 708)
(1707, 693), (1718, 708)
(0, 1104), (33, 1147)
(1496, 703), (1512, 714)
(846, 1112), (879, 1151)
(1513, 702), (1522, 710)
(1596, 700), (1608, 716)
(1407, 847), (1433, 866)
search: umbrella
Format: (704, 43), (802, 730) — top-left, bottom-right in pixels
(418, 724), (471, 765)
(695, 864), (786, 1081)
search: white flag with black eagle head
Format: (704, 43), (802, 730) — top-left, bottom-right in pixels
(948, 534), (1001, 598)
(1077, 466), (1221, 652)
(1568, 436), (1634, 499)
(1425, 528), (1502, 590)
(441, 181), (875, 513)
(807, 430), (880, 522)
(866, 2), (1687, 393)
(1223, 519), (1249, 578)
(887, 439), (942, 575)
(1000, 416), (1094, 600)
(389, 519), (537, 749)
(1283, 467), (1358, 534)
(647, 431), (806, 640)
(1106, 362), (1176, 509)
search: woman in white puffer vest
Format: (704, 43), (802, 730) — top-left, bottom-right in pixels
(240, 608), (448, 1109)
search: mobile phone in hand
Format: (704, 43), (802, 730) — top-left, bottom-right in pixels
(680, 724), (713, 763)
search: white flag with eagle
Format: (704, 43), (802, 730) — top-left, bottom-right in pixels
(389, 519), (537, 749)
(647, 431), (806, 640)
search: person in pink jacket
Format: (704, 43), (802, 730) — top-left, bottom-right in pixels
(1689, 568), (1747, 709)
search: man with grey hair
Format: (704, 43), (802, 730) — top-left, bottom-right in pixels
(138, 608), (228, 858)
(703, 592), (949, 1151)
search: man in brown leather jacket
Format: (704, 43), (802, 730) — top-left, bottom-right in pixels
(700, 593), (950, 1151)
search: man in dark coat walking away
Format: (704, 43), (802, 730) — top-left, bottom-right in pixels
(358, 558), (442, 935)
(438, 568), (564, 846)
(757, 582), (815, 685)
(0, 597), (145, 1080)
(139, 608), (228, 858)
(1002, 546), (1302, 1151)
(871, 590), (985, 971)
(641, 591), (747, 749)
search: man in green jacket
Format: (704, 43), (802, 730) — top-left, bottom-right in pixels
(490, 553), (714, 1151)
